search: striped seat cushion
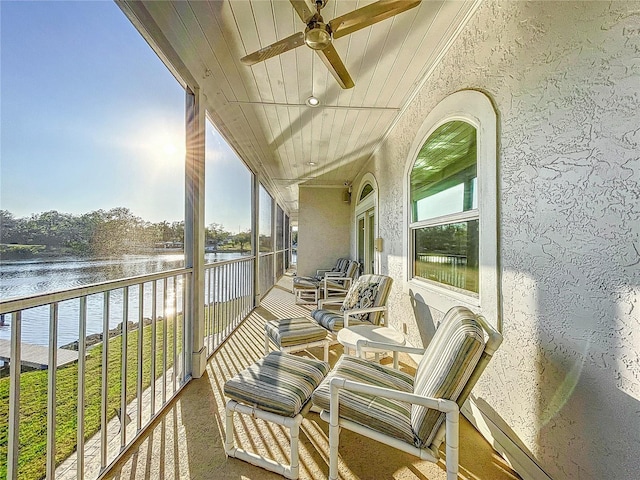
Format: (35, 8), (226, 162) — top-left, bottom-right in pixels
(224, 351), (330, 417)
(312, 355), (415, 444)
(293, 277), (319, 289)
(265, 317), (328, 348)
(310, 309), (370, 331)
(411, 306), (485, 447)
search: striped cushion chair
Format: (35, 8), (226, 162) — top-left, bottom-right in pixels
(311, 274), (393, 333)
(225, 352), (330, 479)
(292, 258), (351, 304)
(322, 260), (360, 298)
(311, 306), (503, 480)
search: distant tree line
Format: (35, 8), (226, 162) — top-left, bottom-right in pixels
(0, 209), (252, 258)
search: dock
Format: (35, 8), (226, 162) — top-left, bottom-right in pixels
(0, 339), (79, 369)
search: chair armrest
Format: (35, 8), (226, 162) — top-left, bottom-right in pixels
(355, 339), (424, 357)
(323, 276), (350, 285)
(316, 268), (332, 276)
(329, 377), (459, 414)
(343, 305), (387, 328)
(323, 271), (344, 278)
(318, 297), (345, 309)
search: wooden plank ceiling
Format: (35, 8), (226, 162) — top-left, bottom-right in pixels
(120, 0), (478, 220)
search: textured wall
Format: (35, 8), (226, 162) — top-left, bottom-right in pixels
(297, 187), (351, 277)
(362, 1), (640, 479)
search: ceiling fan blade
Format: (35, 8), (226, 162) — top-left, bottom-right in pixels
(329, 0), (421, 39)
(241, 32), (306, 65)
(289, 0), (314, 23)
(315, 44), (354, 89)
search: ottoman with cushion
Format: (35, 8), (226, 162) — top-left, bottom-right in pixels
(265, 317), (330, 362)
(292, 276), (320, 304)
(224, 351), (330, 479)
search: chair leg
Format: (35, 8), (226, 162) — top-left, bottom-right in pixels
(224, 402), (237, 456)
(328, 419), (340, 480)
(445, 409), (460, 480)
(225, 399), (305, 480)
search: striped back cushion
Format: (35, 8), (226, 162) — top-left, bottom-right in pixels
(334, 258), (349, 273)
(343, 260), (360, 282)
(340, 274), (393, 324)
(411, 306), (485, 448)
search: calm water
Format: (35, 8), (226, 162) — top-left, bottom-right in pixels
(0, 252), (243, 347)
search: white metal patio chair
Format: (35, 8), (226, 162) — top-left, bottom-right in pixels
(310, 273), (393, 333)
(321, 260), (360, 298)
(311, 305), (503, 480)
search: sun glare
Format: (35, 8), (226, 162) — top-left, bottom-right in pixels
(131, 123), (186, 168)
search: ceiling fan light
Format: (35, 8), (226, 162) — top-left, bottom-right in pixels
(306, 95), (320, 107)
(305, 24), (332, 50)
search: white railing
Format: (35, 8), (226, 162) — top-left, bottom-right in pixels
(259, 252), (275, 297)
(203, 256), (254, 357)
(0, 268), (191, 480)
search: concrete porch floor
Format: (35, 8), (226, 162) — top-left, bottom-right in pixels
(104, 275), (521, 480)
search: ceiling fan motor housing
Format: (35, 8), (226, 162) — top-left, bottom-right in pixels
(305, 20), (332, 50)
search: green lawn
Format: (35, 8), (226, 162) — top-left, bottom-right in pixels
(0, 315), (182, 480)
(0, 296), (249, 480)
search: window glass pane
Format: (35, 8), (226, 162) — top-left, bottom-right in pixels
(413, 219), (479, 293)
(411, 121), (477, 222)
(359, 183), (373, 201)
(259, 186), (273, 252)
(357, 216), (365, 265)
(205, 119), (252, 255)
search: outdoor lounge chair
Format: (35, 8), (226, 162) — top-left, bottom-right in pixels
(310, 273), (393, 333)
(291, 258), (351, 304)
(321, 260), (360, 298)
(311, 305), (503, 480)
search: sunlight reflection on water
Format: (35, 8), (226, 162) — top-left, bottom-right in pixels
(0, 252), (242, 346)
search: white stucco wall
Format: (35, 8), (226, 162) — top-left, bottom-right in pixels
(297, 186), (351, 277)
(361, 1), (640, 479)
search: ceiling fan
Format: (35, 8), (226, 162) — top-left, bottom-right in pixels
(240, 0), (421, 89)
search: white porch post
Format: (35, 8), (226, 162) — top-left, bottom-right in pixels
(185, 87), (206, 378)
(253, 174), (260, 306)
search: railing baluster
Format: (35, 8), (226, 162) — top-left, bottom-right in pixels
(120, 286), (129, 448)
(151, 281), (157, 416)
(77, 296), (87, 479)
(215, 266), (221, 348)
(172, 276), (177, 393)
(46, 303), (58, 479)
(225, 264), (230, 331)
(162, 277), (168, 405)
(8, 311), (21, 480)
(181, 273), (187, 383)
(100, 291), (110, 469)
(137, 283), (144, 431)
(206, 267), (211, 355)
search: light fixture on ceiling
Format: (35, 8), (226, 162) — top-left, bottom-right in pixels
(306, 95), (320, 107)
(308, 161), (317, 166)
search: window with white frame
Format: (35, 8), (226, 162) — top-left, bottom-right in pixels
(410, 121), (479, 294)
(405, 90), (498, 324)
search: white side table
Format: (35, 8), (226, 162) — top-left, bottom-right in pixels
(337, 324), (406, 369)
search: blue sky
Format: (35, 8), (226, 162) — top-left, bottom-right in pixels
(1, 0), (251, 231)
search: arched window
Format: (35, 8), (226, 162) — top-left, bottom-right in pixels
(405, 90), (498, 326)
(410, 121), (478, 293)
(359, 183), (374, 202)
